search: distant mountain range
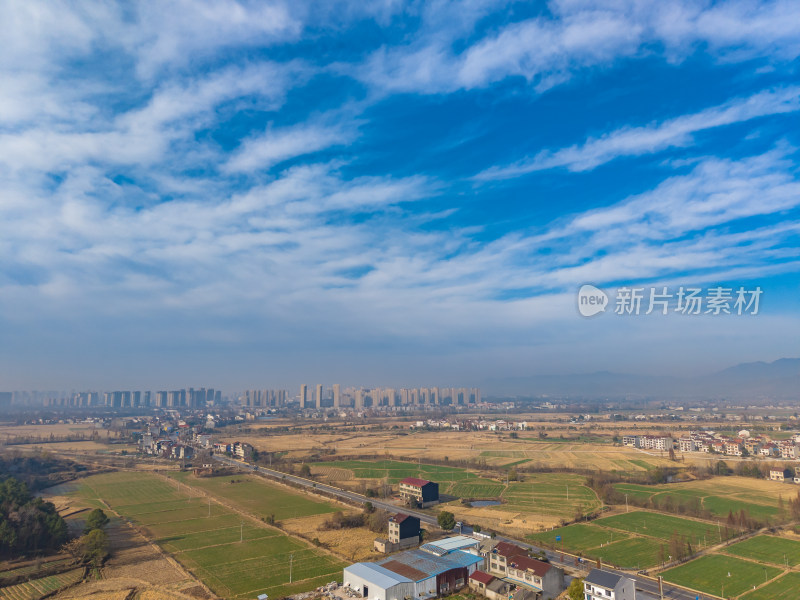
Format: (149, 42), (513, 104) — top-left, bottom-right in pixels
(483, 358), (800, 401)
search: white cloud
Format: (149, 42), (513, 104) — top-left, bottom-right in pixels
(358, 0), (800, 95)
(224, 123), (355, 173)
(475, 86), (800, 179)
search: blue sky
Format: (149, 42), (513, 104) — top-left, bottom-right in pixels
(1, 0), (799, 391)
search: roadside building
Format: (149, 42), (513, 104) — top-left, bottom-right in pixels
(344, 545), (483, 600)
(399, 477), (440, 508)
(375, 514), (421, 553)
(486, 541), (563, 600)
(468, 571), (512, 600)
(505, 554), (562, 600)
(584, 569), (636, 600)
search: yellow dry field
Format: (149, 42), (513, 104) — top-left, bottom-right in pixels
(54, 578), (212, 600)
(446, 503), (564, 534)
(233, 430), (677, 472)
(280, 514), (377, 562)
(679, 475), (800, 502)
(7, 440), (137, 453)
(0, 422), (100, 439)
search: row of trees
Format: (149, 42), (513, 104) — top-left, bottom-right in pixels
(0, 477), (68, 559)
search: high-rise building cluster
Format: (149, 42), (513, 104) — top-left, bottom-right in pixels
(241, 389), (288, 408)
(298, 385), (480, 410)
(1, 388), (221, 408)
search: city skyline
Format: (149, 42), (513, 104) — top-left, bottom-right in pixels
(1, 1), (799, 389)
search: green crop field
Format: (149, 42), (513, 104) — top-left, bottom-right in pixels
(165, 471), (338, 520)
(315, 459), (476, 483)
(500, 473), (601, 519)
(449, 480), (505, 498)
(741, 572), (800, 600)
(529, 523), (628, 552)
(529, 511), (735, 568)
(662, 554), (781, 598)
(723, 535), (800, 567)
(589, 537), (663, 569)
(61, 471), (345, 600)
(611, 480), (781, 521)
(595, 511), (731, 544)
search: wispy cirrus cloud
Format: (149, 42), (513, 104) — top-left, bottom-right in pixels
(224, 122), (356, 174)
(358, 0), (800, 95)
(474, 86), (800, 180)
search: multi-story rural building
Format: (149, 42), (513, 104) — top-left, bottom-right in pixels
(399, 477), (440, 508)
(375, 514), (421, 553)
(486, 541), (563, 600)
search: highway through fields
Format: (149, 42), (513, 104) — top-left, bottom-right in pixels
(211, 454), (707, 600)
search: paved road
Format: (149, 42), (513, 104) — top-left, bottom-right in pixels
(212, 455), (708, 600)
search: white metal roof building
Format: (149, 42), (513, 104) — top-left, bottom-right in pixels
(419, 535), (480, 556)
(344, 563), (415, 600)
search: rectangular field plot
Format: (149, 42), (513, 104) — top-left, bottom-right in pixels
(448, 481), (505, 498)
(134, 503), (229, 525)
(723, 535), (800, 566)
(500, 473), (601, 518)
(188, 545), (344, 600)
(166, 473), (337, 520)
(595, 511), (727, 545)
(158, 524), (279, 553)
(662, 554), (781, 598)
(314, 460), (475, 483)
(741, 572), (800, 600)
(529, 523), (628, 553)
(589, 537), (664, 569)
(143, 514), (244, 538)
(79, 472), (183, 507)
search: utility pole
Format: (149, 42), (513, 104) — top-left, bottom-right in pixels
(289, 552), (294, 583)
(240, 521), (244, 543)
(625, 494), (628, 513)
(208, 498), (211, 518)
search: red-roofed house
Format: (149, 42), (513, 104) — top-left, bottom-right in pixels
(488, 542), (563, 600)
(399, 477), (439, 507)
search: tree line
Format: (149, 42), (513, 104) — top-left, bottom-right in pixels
(0, 476), (68, 559)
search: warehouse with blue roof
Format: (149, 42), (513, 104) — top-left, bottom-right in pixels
(343, 539), (484, 600)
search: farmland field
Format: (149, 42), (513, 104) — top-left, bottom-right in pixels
(165, 471), (338, 520)
(661, 554), (782, 598)
(595, 511), (732, 544)
(722, 535), (800, 567)
(56, 471), (346, 600)
(740, 572), (800, 600)
(0, 568), (84, 600)
(529, 523), (628, 552)
(589, 537), (662, 569)
(528, 511), (733, 568)
(500, 473), (601, 518)
(237, 429), (678, 472)
(611, 477), (785, 521)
